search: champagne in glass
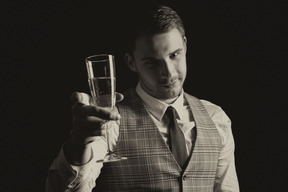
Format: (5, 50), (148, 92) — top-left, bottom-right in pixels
(88, 76), (116, 108)
(86, 54), (126, 162)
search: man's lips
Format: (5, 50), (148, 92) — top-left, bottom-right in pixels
(161, 80), (177, 88)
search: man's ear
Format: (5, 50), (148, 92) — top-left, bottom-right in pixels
(125, 53), (137, 72)
(183, 36), (187, 53)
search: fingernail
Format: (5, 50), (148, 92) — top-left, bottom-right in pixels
(116, 113), (121, 120)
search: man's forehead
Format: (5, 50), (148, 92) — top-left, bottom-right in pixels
(133, 29), (184, 57)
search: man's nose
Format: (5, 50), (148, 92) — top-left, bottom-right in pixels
(160, 59), (175, 79)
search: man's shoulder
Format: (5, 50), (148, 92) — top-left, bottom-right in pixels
(200, 99), (221, 110)
(185, 93), (231, 138)
(184, 92), (224, 118)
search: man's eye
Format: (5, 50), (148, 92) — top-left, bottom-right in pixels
(170, 52), (180, 59)
(145, 59), (158, 66)
(145, 60), (153, 65)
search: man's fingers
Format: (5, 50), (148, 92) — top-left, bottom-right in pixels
(71, 92), (92, 105)
(83, 106), (120, 120)
(72, 103), (120, 121)
(72, 92), (123, 104)
(71, 92), (81, 103)
(74, 116), (105, 130)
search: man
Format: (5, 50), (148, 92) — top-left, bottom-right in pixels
(46, 4), (239, 192)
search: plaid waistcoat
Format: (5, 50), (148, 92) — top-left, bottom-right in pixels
(94, 88), (222, 192)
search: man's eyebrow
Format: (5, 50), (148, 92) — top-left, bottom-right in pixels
(140, 56), (156, 61)
(170, 48), (183, 56)
(141, 48), (184, 61)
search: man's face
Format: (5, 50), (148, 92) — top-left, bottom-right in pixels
(127, 29), (187, 100)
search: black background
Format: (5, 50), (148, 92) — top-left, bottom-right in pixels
(1, 0), (287, 191)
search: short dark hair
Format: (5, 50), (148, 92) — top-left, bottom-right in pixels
(125, 4), (185, 55)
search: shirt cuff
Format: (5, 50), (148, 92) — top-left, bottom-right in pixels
(57, 137), (107, 189)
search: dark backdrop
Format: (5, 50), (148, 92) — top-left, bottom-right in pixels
(2, 0), (287, 191)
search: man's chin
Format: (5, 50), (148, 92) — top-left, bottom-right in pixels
(156, 88), (181, 100)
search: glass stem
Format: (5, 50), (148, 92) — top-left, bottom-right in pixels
(105, 123), (112, 153)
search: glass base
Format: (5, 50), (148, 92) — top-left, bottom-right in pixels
(97, 152), (127, 163)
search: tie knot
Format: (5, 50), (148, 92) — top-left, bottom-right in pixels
(166, 106), (178, 120)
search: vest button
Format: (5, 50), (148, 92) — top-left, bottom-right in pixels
(182, 175), (187, 180)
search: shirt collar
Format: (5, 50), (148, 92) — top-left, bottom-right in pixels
(135, 82), (185, 121)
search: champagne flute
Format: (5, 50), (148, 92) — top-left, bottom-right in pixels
(86, 54), (126, 162)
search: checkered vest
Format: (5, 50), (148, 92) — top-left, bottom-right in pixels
(94, 88), (222, 192)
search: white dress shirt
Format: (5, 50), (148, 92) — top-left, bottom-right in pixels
(135, 83), (195, 156)
(46, 83), (240, 192)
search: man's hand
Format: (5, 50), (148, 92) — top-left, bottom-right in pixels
(64, 92), (123, 165)
(70, 92), (122, 143)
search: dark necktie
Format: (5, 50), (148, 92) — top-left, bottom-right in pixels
(166, 106), (189, 169)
